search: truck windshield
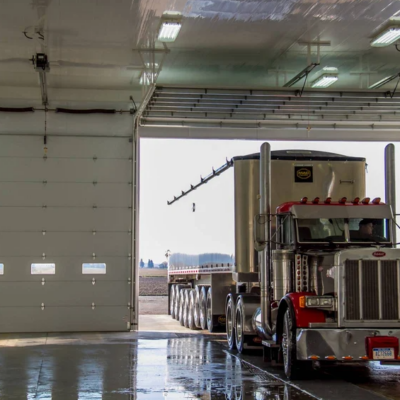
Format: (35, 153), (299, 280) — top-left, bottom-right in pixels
(297, 218), (390, 243)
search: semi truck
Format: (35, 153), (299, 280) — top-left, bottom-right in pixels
(167, 143), (400, 379)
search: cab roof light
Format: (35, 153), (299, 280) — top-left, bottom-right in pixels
(342, 356), (353, 360)
(359, 356), (369, 360)
(372, 197), (381, 204)
(325, 356), (337, 360)
(312, 197), (320, 204)
(352, 197), (360, 205)
(324, 197), (332, 204)
(362, 197), (371, 204)
(308, 355), (320, 360)
(300, 197), (308, 204)
(338, 197), (347, 204)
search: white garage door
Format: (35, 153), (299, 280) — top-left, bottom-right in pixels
(0, 135), (133, 332)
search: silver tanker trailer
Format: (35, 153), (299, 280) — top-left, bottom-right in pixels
(167, 143), (400, 378)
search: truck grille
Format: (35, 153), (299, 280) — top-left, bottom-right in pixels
(345, 260), (399, 321)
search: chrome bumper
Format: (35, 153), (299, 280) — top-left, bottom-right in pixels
(296, 328), (400, 361)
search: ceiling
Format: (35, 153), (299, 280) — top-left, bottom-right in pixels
(1, 0), (400, 109)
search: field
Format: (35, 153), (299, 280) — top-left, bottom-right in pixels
(139, 268), (168, 296)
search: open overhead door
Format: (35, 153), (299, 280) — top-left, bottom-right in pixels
(0, 135), (133, 332)
(140, 87), (400, 141)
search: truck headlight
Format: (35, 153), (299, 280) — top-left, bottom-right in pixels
(305, 296), (334, 308)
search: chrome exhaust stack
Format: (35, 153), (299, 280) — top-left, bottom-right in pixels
(385, 144), (396, 244)
(254, 142), (273, 338)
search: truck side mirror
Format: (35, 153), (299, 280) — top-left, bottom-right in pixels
(254, 214), (267, 251)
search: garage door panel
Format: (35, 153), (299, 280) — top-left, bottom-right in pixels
(43, 159), (131, 182)
(0, 137), (42, 157)
(0, 232), (130, 256)
(48, 137), (132, 158)
(0, 282), (129, 307)
(0, 257), (131, 280)
(0, 208), (131, 232)
(0, 183), (131, 207)
(0, 306), (129, 332)
(0, 158), (45, 181)
(0, 159), (131, 182)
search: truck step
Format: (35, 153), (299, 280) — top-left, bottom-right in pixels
(262, 340), (279, 348)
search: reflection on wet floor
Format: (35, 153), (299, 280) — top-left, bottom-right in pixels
(0, 333), (312, 400)
(159, 336), (313, 400)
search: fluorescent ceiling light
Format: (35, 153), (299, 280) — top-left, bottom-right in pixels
(371, 27), (400, 47)
(158, 21), (181, 42)
(369, 73), (400, 89)
(311, 74), (338, 88)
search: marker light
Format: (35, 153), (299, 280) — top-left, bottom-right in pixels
(338, 197), (347, 204)
(372, 197), (381, 204)
(325, 356), (337, 360)
(359, 356), (369, 360)
(371, 27), (400, 47)
(299, 296), (305, 308)
(342, 356), (353, 360)
(352, 197), (360, 205)
(308, 355), (320, 360)
(324, 197), (332, 204)
(362, 197), (371, 204)
(312, 197), (320, 204)
(300, 197), (308, 204)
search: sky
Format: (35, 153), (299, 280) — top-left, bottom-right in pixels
(139, 139), (400, 264)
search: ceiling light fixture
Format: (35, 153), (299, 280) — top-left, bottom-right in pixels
(369, 74), (400, 89)
(157, 12), (182, 42)
(371, 17), (400, 47)
(283, 63), (319, 87)
(311, 67), (338, 88)
(371, 26), (400, 47)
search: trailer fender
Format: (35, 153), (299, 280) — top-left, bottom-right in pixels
(276, 293), (326, 342)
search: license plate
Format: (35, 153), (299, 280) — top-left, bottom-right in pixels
(373, 348), (395, 360)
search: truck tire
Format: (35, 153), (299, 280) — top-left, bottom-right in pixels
(281, 308), (301, 380)
(183, 290), (190, 327)
(206, 287), (214, 332)
(180, 289), (189, 326)
(193, 286), (201, 328)
(170, 285), (176, 318)
(226, 294), (236, 350)
(178, 289), (185, 325)
(188, 290), (198, 330)
(235, 296), (245, 353)
(199, 286), (208, 330)
(174, 284), (191, 320)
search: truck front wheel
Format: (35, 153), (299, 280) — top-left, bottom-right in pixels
(281, 308), (300, 379)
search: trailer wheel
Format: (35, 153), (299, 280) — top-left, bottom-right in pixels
(199, 286), (208, 330)
(178, 289), (186, 325)
(226, 295), (236, 350)
(170, 285), (176, 318)
(281, 308), (300, 379)
(183, 290), (191, 328)
(188, 290), (198, 330)
(193, 286), (201, 328)
(206, 287), (214, 332)
(235, 296), (245, 353)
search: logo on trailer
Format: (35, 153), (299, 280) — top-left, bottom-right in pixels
(294, 166), (313, 183)
(372, 251), (386, 257)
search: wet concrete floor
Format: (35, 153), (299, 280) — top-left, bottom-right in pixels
(0, 330), (398, 399)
